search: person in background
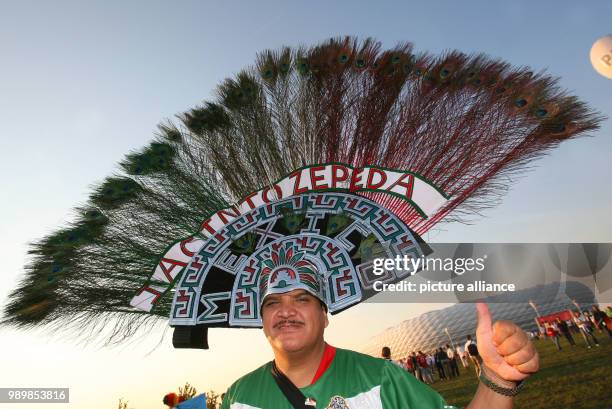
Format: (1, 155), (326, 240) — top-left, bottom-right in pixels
(567, 312), (580, 334)
(404, 353), (416, 377)
(555, 317), (576, 346)
(381, 346), (402, 367)
(411, 351), (422, 382)
(539, 325), (547, 339)
(586, 311), (599, 333)
(417, 351), (434, 384)
(434, 347), (448, 380)
(606, 306), (612, 319)
(426, 352), (437, 383)
(446, 344), (460, 377)
(573, 310), (600, 348)
(545, 322), (561, 351)
(456, 344), (469, 368)
(465, 335), (482, 377)
(163, 393), (186, 408)
(591, 306), (612, 338)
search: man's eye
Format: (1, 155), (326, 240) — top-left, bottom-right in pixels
(297, 297), (310, 303)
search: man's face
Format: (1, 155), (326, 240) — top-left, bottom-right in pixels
(261, 289), (328, 355)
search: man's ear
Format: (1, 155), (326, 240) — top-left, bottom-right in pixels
(324, 311), (329, 329)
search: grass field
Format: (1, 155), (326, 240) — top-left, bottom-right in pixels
(432, 333), (612, 409)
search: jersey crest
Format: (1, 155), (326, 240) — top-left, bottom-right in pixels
(326, 395), (349, 409)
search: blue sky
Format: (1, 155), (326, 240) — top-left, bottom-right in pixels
(1, 1), (611, 408)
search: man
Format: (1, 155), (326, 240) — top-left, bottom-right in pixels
(381, 346), (402, 367)
(446, 344), (460, 378)
(544, 322), (561, 351)
(555, 317), (575, 346)
(591, 306), (612, 338)
(163, 393), (185, 408)
(221, 269), (539, 409)
(456, 344), (469, 368)
(573, 310), (600, 348)
(465, 335), (482, 377)
(411, 351), (422, 382)
(417, 351), (434, 385)
(426, 352), (437, 383)
(435, 347), (448, 380)
(404, 352), (416, 377)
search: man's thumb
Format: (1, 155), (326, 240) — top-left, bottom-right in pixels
(476, 302), (493, 336)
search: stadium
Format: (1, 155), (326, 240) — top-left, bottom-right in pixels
(360, 281), (597, 358)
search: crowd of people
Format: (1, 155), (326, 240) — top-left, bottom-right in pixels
(382, 334), (483, 386)
(538, 306), (612, 351)
(383, 305), (612, 386)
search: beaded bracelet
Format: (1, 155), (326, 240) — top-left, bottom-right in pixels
(479, 365), (525, 397)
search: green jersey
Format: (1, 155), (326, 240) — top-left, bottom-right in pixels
(221, 348), (458, 409)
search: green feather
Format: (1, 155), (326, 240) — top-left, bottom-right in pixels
(90, 177), (141, 209)
(218, 73), (260, 111)
(121, 142), (176, 175)
(157, 122), (183, 143)
(296, 57), (310, 75)
(354, 56), (366, 69)
(183, 103), (230, 134)
(81, 208), (109, 226)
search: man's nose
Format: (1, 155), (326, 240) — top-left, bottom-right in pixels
(277, 299), (297, 317)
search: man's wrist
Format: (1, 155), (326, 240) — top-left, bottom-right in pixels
(479, 365), (524, 397)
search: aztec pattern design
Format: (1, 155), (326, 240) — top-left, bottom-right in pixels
(231, 234), (353, 326)
(131, 162), (446, 313)
(257, 242), (324, 304)
(169, 192), (427, 328)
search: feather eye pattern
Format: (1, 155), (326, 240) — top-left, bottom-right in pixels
(1, 36), (603, 346)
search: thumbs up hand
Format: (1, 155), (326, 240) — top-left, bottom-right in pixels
(475, 302), (539, 382)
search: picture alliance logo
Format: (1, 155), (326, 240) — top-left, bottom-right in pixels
(372, 255), (487, 276)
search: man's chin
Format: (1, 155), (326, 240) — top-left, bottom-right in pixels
(278, 344), (307, 354)
(273, 336), (307, 354)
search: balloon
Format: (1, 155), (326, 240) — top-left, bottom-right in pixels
(590, 35), (612, 79)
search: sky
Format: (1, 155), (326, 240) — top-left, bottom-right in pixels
(0, 1), (611, 408)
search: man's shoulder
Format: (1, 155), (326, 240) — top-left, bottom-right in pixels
(226, 361), (273, 392)
(336, 348), (414, 380)
(335, 347), (388, 368)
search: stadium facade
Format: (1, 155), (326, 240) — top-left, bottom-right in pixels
(359, 281), (597, 359)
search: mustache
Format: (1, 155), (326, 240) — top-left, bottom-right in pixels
(274, 319), (305, 329)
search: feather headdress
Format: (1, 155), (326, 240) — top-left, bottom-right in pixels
(2, 37), (602, 348)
